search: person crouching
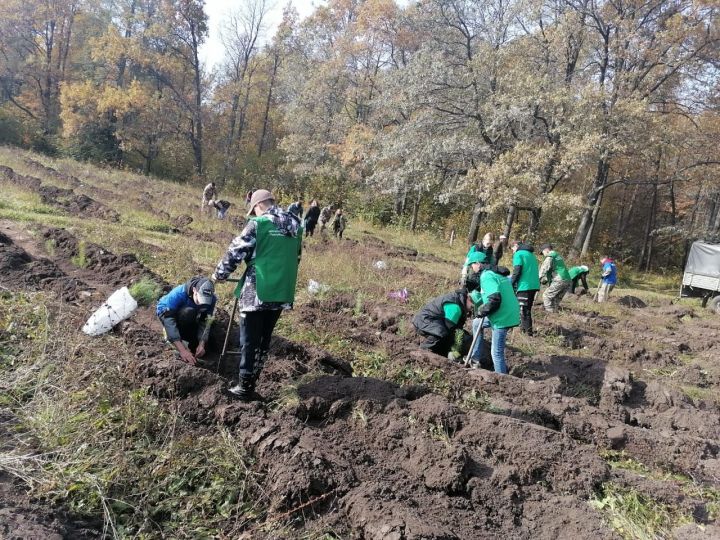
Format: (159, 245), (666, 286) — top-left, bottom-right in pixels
(413, 288), (474, 358)
(156, 276), (216, 365)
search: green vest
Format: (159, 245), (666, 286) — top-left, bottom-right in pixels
(479, 270), (520, 329)
(568, 266), (588, 279)
(236, 217), (302, 303)
(548, 251), (571, 281)
(512, 249), (540, 292)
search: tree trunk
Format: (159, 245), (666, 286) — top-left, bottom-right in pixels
(258, 52), (279, 157)
(528, 207), (542, 240)
(687, 185), (702, 235)
(190, 21), (203, 176)
(570, 157), (609, 258)
(220, 93), (241, 183)
(669, 177), (676, 226)
(619, 185), (639, 238)
(410, 189), (421, 231)
(638, 185), (658, 270)
(581, 187), (604, 257)
(502, 205), (517, 240)
(467, 200), (485, 246)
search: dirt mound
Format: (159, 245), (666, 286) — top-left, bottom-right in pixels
(172, 214), (193, 228)
(0, 164), (43, 190)
(23, 158), (81, 187)
(38, 185), (120, 221)
(42, 228), (168, 289)
(616, 295), (647, 308)
(0, 230), (88, 301)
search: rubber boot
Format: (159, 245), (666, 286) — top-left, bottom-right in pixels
(228, 375), (256, 402)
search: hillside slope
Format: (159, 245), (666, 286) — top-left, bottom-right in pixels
(0, 147), (719, 539)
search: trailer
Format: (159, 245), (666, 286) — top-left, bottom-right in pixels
(681, 241), (720, 314)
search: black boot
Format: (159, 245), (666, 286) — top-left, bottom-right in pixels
(228, 375), (256, 401)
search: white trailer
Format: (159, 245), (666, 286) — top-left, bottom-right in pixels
(681, 241), (720, 314)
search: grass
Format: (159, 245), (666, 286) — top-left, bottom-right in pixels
(0, 290), (268, 538)
(590, 482), (692, 540)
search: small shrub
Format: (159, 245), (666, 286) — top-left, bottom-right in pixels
(44, 238), (56, 257)
(129, 277), (163, 307)
(70, 241), (88, 268)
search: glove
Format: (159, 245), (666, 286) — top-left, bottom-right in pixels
(210, 273), (223, 283)
(447, 351), (461, 362)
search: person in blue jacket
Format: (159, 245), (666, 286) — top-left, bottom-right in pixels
(597, 256), (618, 302)
(156, 276), (216, 365)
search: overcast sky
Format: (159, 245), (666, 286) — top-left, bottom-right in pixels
(199, 0), (325, 70)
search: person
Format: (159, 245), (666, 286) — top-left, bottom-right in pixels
(510, 240), (540, 335)
(467, 252), (520, 374)
(538, 243), (572, 312)
(598, 256), (618, 302)
(569, 265), (590, 294)
(212, 189), (302, 401)
(462, 232), (500, 284)
(332, 208), (347, 238)
(495, 234), (507, 264)
(212, 199), (232, 219)
(201, 182), (217, 213)
(413, 288), (473, 357)
(287, 198), (304, 219)
(319, 204), (333, 232)
(304, 200), (321, 237)
(156, 276), (217, 365)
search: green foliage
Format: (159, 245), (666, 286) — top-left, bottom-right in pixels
(128, 277), (163, 307)
(590, 482), (692, 540)
(70, 240), (88, 268)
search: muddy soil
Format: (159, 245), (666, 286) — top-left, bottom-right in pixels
(2, 221), (719, 538)
(42, 227), (168, 289)
(38, 185), (120, 221)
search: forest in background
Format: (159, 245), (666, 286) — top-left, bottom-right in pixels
(0, 0), (718, 270)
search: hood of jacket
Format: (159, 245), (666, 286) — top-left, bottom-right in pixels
(516, 243), (534, 253)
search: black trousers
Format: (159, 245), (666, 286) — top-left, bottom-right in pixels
(419, 331), (455, 357)
(238, 309), (282, 379)
(305, 219), (317, 236)
(516, 290), (537, 335)
(571, 273), (589, 293)
(170, 307), (202, 351)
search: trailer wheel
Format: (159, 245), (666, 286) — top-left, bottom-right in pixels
(709, 295), (720, 315)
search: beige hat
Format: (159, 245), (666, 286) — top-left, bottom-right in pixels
(247, 189), (274, 216)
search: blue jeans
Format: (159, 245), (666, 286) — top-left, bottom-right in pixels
(471, 318), (509, 374)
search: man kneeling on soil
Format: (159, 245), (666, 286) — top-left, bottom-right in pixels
(413, 288), (474, 358)
(156, 276), (217, 365)
(467, 252), (520, 374)
(213, 189), (302, 401)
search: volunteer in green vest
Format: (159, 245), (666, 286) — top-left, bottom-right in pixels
(467, 251), (520, 374)
(510, 240), (540, 335)
(412, 288), (473, 358)
(568, 265), (590, 294)
(538, 243), (572, 312)
(212, 189), (302, 401)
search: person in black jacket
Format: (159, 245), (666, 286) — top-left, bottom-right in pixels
(304, 200), (321, 236)
(412, 289), (473, 357)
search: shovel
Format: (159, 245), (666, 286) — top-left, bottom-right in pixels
(218, 278), (242, 372)
(464, 317), (486, 367)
